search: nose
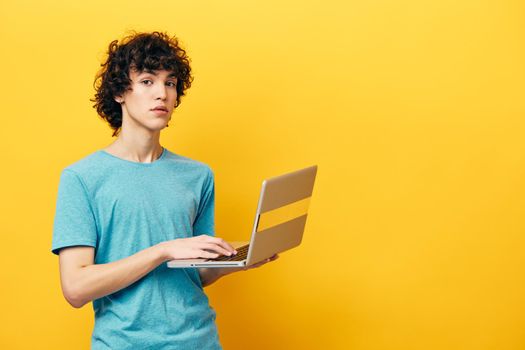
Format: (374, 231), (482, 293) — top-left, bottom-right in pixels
(155, 84), (167, 101)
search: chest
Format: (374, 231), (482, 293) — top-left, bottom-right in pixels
(92, 173), (201, 233)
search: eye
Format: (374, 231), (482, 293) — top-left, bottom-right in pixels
(166, 81), (177, 87)
(141, 79), (153, 85)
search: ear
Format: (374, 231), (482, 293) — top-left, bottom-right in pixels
(114, 96), (124, 104)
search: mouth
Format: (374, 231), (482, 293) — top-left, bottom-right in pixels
(151, 107), (169, 114)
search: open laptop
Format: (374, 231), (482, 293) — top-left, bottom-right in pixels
(167, 165), (318, 268)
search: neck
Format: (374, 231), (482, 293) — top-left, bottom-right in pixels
(106, 128), (163, 164)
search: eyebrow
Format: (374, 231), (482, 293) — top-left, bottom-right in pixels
(141, 69), (178, 78)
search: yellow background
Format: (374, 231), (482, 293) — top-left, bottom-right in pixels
(1, 0), (524, 349)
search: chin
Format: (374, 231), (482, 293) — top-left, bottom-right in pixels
(142, 123), (169, 133)
(152, 119), (170, 129)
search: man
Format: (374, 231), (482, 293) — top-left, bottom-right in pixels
(51, 31), (276, 349)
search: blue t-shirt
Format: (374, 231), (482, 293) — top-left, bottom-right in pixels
(51, 148), (222, 349)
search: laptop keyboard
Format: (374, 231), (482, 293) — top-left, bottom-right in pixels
(210, 244), (249, 261)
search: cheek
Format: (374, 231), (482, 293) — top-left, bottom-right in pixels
(125, 93), (147, 108)
(170, 92), (179, 105)
(123, 99), (146, 116)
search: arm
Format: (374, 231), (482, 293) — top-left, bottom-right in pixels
(198, 254), (279, 287)
(59, 244), (164, 308)
(59, 235), (236, 308)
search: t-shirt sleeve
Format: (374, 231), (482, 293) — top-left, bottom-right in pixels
(51, 169), (98, 255)
(192, 167), (215, 237)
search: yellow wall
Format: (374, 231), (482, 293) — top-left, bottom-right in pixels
(1, 1), (524, 349)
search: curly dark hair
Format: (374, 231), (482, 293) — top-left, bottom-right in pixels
(91, 31), (193, 136)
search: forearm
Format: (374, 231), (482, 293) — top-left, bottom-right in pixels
(199, 267), (242, 287)
(198, 255), (279, 286)
(63, 244), (167, 308)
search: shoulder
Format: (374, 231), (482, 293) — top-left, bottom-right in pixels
(62, 151), (106, 174)
(64, 150), (104, 172)
(163, 149), (214, 177)
(59, 150), (111, 189)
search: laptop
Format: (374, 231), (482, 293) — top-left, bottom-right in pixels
(167, 165), (318, 268)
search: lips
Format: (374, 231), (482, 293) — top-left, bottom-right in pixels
(152, 106), (168, 112)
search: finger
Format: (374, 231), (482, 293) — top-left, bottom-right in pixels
(257, 254), (278, 264)
(205, 236), (237, 254)
(213, 237), (237, 254)
(249, 257), (273, 269)
(196, 249), (220, 259)
(254, 254), (279, 267)
(247, 261), (266, 269)
(199, 242), (233, 256)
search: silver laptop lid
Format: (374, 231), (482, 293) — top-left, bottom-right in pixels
(246, 165), (317, 265)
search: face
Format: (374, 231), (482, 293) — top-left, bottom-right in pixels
(116, 68), (178, 134)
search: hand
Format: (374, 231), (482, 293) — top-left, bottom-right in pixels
(158, 235), (237, 261)
(244, 254), (279, 271)
(199, 254), (280, 286)
(222, 254), (280, 275)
